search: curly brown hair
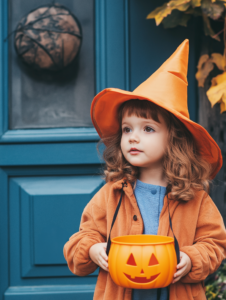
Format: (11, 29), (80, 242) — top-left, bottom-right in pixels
(98, 99), (211, 201)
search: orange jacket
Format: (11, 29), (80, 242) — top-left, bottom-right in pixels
(63, 179), (226, 300)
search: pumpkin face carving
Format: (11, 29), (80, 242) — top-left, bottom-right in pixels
(124, 253), (160, 284)
(108, 235), (177, 289)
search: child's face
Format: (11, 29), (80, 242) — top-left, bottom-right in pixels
(120, 112), (168, 170)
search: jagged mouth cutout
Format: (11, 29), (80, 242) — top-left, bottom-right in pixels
(124, 253), (160, 284)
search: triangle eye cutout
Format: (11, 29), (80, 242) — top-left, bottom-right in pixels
(148, 253), (159, 266)
(127, 253), (137, 266)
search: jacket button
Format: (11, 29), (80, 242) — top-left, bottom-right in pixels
(133, 215), (138, 221)
(151, 189), (157, 195)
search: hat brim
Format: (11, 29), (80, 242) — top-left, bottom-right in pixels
(91, 88), (222, 179)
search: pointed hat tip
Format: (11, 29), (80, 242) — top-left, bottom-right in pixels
(180, 39), (189, 50)
(180, 39), (189, 63)
(159, 39), (189, 72)
(152, 38), (189, 84)
(177, 39), (189, 51)
(172, 39), (189, 81)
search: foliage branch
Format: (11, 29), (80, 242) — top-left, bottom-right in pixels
(147, 0), (226, 113)
(147, 0), (226, 40)
(205, 262), (226, 300)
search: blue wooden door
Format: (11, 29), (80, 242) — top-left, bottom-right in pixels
(0, 0), (198, 299)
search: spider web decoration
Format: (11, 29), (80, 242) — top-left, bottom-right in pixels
(14, 4), (82, 71)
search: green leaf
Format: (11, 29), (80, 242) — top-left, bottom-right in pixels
(162, 9), (191, 28)
(179, 13), (192, 25)
(185, 6), (203, 15)
(205, 262), (226, 299)
(201, 0), (225, 20)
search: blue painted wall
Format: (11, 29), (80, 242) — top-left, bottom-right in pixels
(0, 0), (200, 299)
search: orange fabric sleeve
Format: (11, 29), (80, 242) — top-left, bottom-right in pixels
(63, 189), (107, 276)
(180, 194), (226, 283)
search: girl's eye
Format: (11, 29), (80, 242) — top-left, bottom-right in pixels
(122, 127), (131, 133)
(145, 126), (154, 132)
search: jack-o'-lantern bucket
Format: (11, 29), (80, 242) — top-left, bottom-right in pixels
(108, 235), (177, 289)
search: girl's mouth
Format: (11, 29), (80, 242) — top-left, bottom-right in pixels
(129, 148), (142, 155)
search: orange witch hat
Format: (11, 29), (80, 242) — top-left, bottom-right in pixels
(91, 39), (222, 179)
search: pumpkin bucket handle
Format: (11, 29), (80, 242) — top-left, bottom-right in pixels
(166, 185), (180, 264)
(106, 181), (180, 263)
(106, 180), (127, 256)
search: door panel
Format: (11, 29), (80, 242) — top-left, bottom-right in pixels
(9, 176), (103, 283)
(0, 142), (101, 166)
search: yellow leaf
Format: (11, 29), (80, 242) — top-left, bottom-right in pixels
(147, 3), (167, 19)
(220, 95), (226, 113)
(211, 53), (225, 70)
(210, 291), (217, 297)
(206, 72), (226, 112)
(197, 54), (210, 69)
(168, 0), (191, 7)
(191, 0), (202, 7)
(147, 3), (172, 25)
(147, 1), (191, 25)
(168, 0), (191, 10)
(177, 3), (191, 11)
(195, 54), (214, 87)
(155, 7), (173, 25)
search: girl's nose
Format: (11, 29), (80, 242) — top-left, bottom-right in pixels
(129, 132), (139, 143)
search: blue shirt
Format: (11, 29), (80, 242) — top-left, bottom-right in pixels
(132, 179), (168, 300)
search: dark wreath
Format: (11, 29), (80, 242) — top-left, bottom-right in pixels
(13, 3), (82, 71)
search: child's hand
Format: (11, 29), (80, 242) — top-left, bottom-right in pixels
(172, 251), (191, 284)
(89, 242), (109, 272)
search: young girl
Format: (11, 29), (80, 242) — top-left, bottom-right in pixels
(64, 40), (226, 300)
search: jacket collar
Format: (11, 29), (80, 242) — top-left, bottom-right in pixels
(111, 178), (134, 197)
(111, 178), (176, 200)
